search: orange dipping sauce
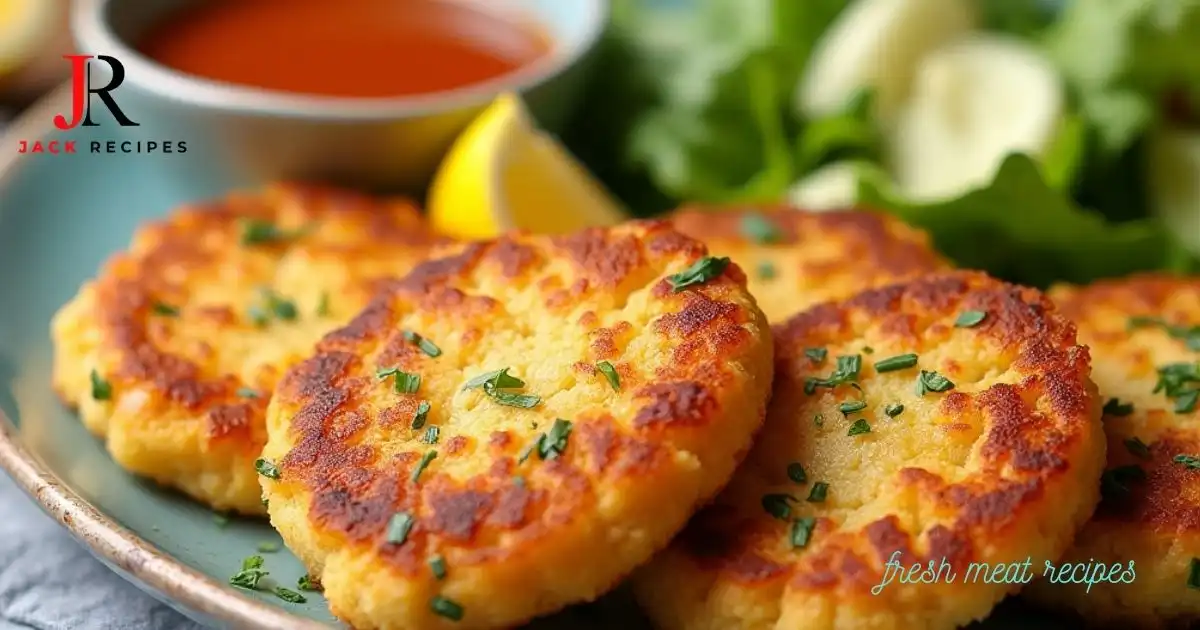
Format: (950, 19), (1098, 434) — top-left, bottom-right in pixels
(138, 0), (552, 98)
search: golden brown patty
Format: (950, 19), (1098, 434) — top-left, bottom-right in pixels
(51, 183), (447, 515)
(634, 271), (1106, 630)
(259, 222), (776, 630)
(1024, 274), (1200, 628)
(670, 205), (951, 321)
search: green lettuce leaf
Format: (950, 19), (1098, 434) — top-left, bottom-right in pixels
(858, 153), (1174, 286)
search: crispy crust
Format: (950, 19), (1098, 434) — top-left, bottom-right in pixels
(670, 205), (952, 321)
(1025, 274), (1200, 628)
(260, 222), (776, 630)
(50, 183), (446, 514)
(635, 271), (1106, 630)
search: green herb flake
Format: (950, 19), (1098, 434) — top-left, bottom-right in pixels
(807, 482), (829, 503)
(229, 555), (268, 590)
(90, 369), (112, 401)
(954, 311), (987, 328)
(1129, 317), (1200, 352)
(254, 458), (280, 480)
(239, 219), (286, 246)
(806, 354), (863, 393)
(462, 368), (523, 391)
(412, 401), (431, 430)
(915, 370), (956, 396)
(430, 555), (447, 580)
(517, 439), (538, 464)
(1103, 398), (1134, 417)
(489, 391), (541, 408)
(839, 400), (867, 416)
(885, 403), (905, 418)
(757, 261), (777, 280)
(739, 213), (782, 243)
(386, 512), (415, 545)
(787, 462), (807, 484)
(874, 353), (918, 373)
(1123, 437), (1152, 460)
(813, 413), (824, 427)
(668, 256), (731, 292)
(403, 330), (442, 358)
(538, 419), (573, 460)
(804, 347), (828, 364)
(242, 555), (264, 571)
(411, 450), (437, 483)
(1100, 465), (1146, 500)
(297, 574), (322, 592)
(761, 494), (796, 520)
(596, 361), (621, 391)
(791, 516), (817, 549)
(236, 387), (260, 399)
(316, 292), (330, 317)
(862, 346), (875, 355)
(422, 425), (440, 445)
(257, 541), (280, 553)
(847, 419), (871, 436)
(212, 513), (230, 527)
(265, 290), (298, 321)
(1177, 390), (1199, 414)
(274, 587), (307, 604)
(151, 302), (180, 317)
(377, 367), (421, 394)
(431, 595), (464, 621)
(247, 304), (269, 328)
(1189, 558), (1200, 590)
(1175, 454), (1200, 470)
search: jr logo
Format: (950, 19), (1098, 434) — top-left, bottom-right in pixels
(53, 55), (140, 130)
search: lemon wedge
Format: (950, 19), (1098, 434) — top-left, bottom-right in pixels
(428, 93), (628, 240)
(0, 0), (57, 76)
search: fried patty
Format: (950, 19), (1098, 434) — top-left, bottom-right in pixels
(634, 271), (1106, 630)
(670, 205), (951, 321)
(259, 222), (775, 630)
(51, 183), (446, 515)
(1024, 274), (1200, 628)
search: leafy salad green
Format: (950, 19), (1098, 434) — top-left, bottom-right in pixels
(562, 0), (1200, 286)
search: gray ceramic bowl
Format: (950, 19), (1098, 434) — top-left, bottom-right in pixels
(70, 0), (607, 192)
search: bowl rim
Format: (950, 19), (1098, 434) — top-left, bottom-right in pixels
(70, 0), (609, 120)
(0, 85), (326, 630)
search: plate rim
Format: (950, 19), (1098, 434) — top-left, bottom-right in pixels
(0, 84), (328, 630)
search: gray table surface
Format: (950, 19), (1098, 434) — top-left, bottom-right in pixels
(0, 112), (199, 630)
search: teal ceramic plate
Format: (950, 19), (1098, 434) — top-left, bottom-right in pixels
(0, 88), (1075, 630)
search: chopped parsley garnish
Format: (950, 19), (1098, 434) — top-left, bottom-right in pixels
(254, 458), (280, 480)
(791, 517), (817, 549)
(239, 218), (289, 245)
(431, 595), (464, 621)
(805, 354), (862, 394)
(757, 261), (777, 280)
(212, 513), (230, 527)
(315, 292), (330, 317)
(377, 367), (421, 394)
(257, 542), (280, 553)
(1128, 316), (1200, 351)
(297, 574), (321, 592)
(1100, 465), (1145, 500)
(229, 555), (268, 590)
(1153, 362), (1200, 413)
(1103, 398), (1134, 417)
(668, 256), (730, 292)
(813, 413), (824, 427)
(954, 311), (987, 328)
(761, 494), (797, 520)
(247, 305), (269, 327)
(422, 426), (440, 444)
(274, 587), (306, 604)
(462, 367), (540, 408)
(787, 462), (807, 484)
(1178, 390), (1200, 414)
(885, 403), (904, 418)
(386, 512), (415, 544)
(1123, 437), (1152, 460)
(874, 353), (918, 373)
(242, 555), (264, 570)
(411, 450), (437, 483)
(862, 346), (875, 355)
(403, 330), (442, 358)
(537, 419), (573, 460)
(90, 370), (112, 401)
(739, 212), (782, 243)
(807, 482), (829, 503)
(411, 401), (431, 430)
(263, 289), (297, 321)
(839, 400), (867, 415)
(430, 555), (447, 580)
(915, 370), (955, 395)
(236, 387), (259, 399)
(847, 419), (871, 436)
(1174, 454), (1200, 470)
(517, 440), (537, 464)
(596, 361), (621, 391)
(151, 302), (179, 317)
(804, 347), (828, 364)
(1189, 558), (1200, 590)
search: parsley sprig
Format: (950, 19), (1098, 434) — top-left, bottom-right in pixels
(462, 367), (541, 408)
